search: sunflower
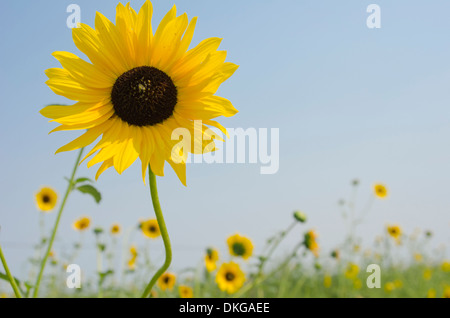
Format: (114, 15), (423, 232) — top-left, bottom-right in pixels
(427, 288), (436, 298)
(344, 263), (359, 280)
(35, 187), (58, 212)
(387, 224), (402, 240)
(158, 272), (176, 291)
(179, 285), (193, 298)
(414, 253), (423, 262)
(140, 219), (161, 238)
(128, 245), (138, 269)
(215, 261), (245, 294)
(423, 269), (432, 280)
(304, 230), (319, 257)
(444, 286), (450, 298)
(40, 0), (238, 186)
(205, 247), (219, 272)
(384, 282), (395, 293)
(227, 234), (253, 260)
(323, 275), (332, 288)
(110, 223), (121, 235)
(73, 216), (91, 231)
(374, 183), (388, 198)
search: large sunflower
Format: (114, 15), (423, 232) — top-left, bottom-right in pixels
(40, 0), (238, 185)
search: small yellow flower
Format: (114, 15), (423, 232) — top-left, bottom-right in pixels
(158, 272), (176, 291)
(353, 244), (360, 253)
(128, 245), (137, 270)
(423, 269), (432, 280)
(386, 224), (402, 240)
(353, 279), (362, 290)
(427, 288), (436, 298)
(49, 250), (55, 258)
(374, 183), (388, 198)
(304, 230), (319, 257)
(150, 290), (158, 298)
(393, 279), (403, 289)
(414, 253), (423, 262)
(441, 261), (450, 272)
(345, 263), (359, 279)
(384, 282), (395, 293)
(216, 261), (245, 294)
(443, 286), (450, 298)
(141, 219), (161, 239)
(205, 248), (219, 272)
(323, 275), (332, 288)
(179, 285), (193, 298)
(0, 293), (7, 298)
(227, 234), (253, 260)
(35, 187), (58, 212)
(110, 223), (121, 235)
(73, 216), (91, 231)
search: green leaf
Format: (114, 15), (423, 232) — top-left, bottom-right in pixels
(0, 272), (27, 296)
(75, 177), (93, 184)
(98, 270), (114, 286)
(76, 185), (102, 204)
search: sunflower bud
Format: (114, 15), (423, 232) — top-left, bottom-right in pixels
(293, 211), (307, 223)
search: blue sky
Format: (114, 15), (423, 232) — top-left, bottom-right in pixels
(1, 0), (450, 285)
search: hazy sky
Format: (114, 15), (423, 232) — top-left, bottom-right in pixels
(1, 0), (449, 286)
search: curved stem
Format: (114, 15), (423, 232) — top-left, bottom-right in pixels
(141, 166), (172, 298)
(33, 147), (84, 298)
(0, 243), (22, 298)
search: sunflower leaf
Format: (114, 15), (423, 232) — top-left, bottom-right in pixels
(76, 185), (102, 204)
(75, 177), (93, 184)
(0, 272), (27, 296)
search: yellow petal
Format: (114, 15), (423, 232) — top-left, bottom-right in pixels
(49, 111), (113, 132)
(95, 12), (132, 72)
(55, 120), (113, 153)
(95, 158), (114, 180)
(168, 159), (186, 186)
(72, 23), (122, 76)
(153, 13), (188, 70)
(170, 37), (222, 81)
(45, 68), (110, 102)
(40, 102), (103, 119)
(52, 51), (114, 88)
(135, 0), (154, 66)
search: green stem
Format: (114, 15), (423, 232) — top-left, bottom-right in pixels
(0, 243), (22, 298)
(234, 241), (303, 298)
(141, 166), (172, 298)
(32, 147), (84, 298)
(257, 221), (297, 277)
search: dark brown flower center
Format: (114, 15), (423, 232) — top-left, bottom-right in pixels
(225, 272), (235, 281)
(149, 225), (157, 233)
(42, 195), (50, 203)
(111, 66), (177, 126)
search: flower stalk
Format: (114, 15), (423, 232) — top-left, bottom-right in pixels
(33, 147), (84, 298)
(0, 242), (22, 298)
(141, 165), (172, 298)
